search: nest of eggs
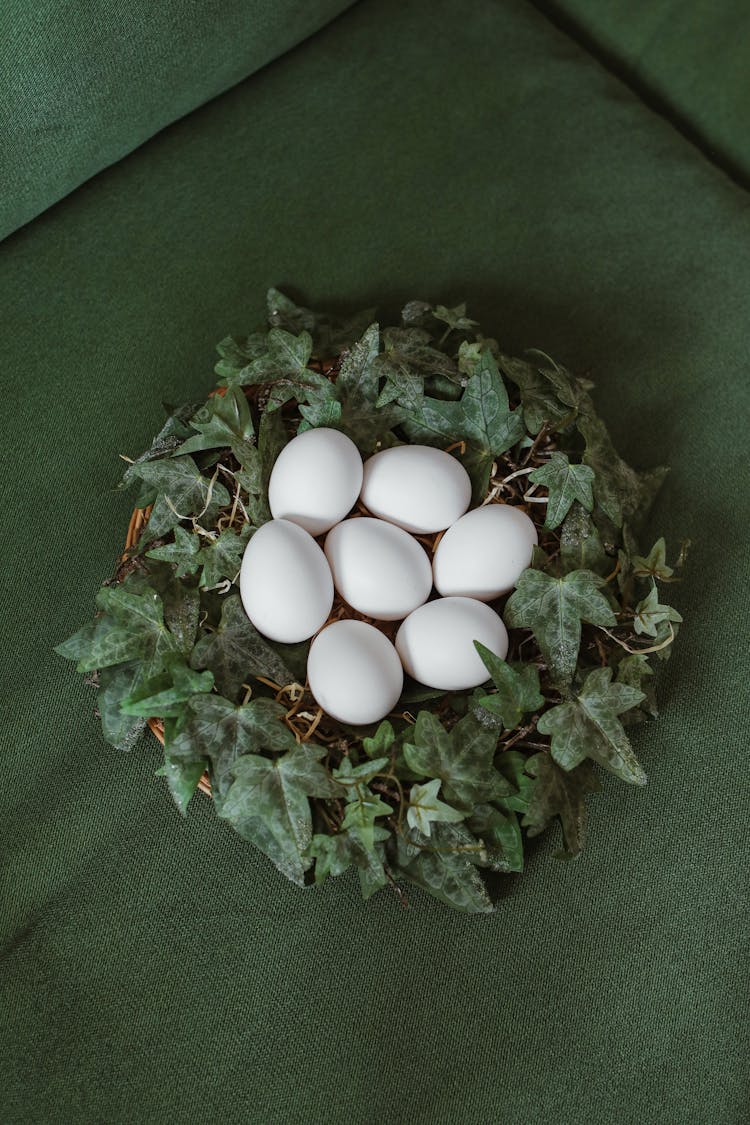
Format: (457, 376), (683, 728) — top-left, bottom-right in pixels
(56, 290), (686, 913)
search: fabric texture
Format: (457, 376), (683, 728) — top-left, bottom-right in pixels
(1, 0), (748, 1121)
(536, 0), (750, 184)
(0, 0), (356, 242)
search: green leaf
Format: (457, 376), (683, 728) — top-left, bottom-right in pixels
(189, 593), (296, 703)
(577, 406), (668, 527)
(126, 455), (230, 544)
(159, 714), (207, 814)
(120, 658), (214, 717)
(499, 353), (580, 434)
(220, 743), (334, 885)
(402, 347), (524, 469)
(432, 302), (479, 336)
(504, 569), (616, 687)
(168, 692), (299, 808)
(219, 326), (321, 399)
(407, 779), (466, 836)
(362, 720), (396, 758)
(117, 400), (202, 493)
(474, 642), (544, 730)
(56, 586), (181, 674)
(214, 333), (268, 382)
(537, 667), (647, 785)
(559, 503), (610, 576)
(307, 832), (355, 884)
(266, 287), (318, 334)
(298, 397), (343, 429)
(403, 711), (512, 810)
(632, 538), (674, 580)
(95, 662), (148, 749)
(529, 452), (594, 529)
(197, 525), (253, 588)
(632, 586), (683, 638)
(237, 407), (287, 526)
(494, 750), (536, 813)
(176, 386), (255, 464)
(467, 804), (524, 872)
(375, 326), (457, 408)
(616, 653), (657, 722)
(522, 753), (601, 859)
(145, 525), (201, 577)
(392, 822), (493, 913)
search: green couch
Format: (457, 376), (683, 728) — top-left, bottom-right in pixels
(2, 2), (748, 1121)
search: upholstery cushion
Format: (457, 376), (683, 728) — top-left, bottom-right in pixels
(0, 0), (356, 241)
(2, 0), (747, 1120)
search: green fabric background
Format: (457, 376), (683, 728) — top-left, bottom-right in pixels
(2, 0), (748, 1121)
(0, 0), (356, 242)
(538, 0), (750, 184)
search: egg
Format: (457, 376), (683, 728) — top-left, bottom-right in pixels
(268, 427), (363, 537)
(239, 519), (334, 643)
(360, 444), (472, 533)
(395, 597), (509, 691)
(324, 517), (432, 621)
(307, 620), (404, 725)
(433, 503), (538, 600)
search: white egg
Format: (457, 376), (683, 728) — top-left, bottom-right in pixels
(433, 503), (538, 600)
(324, 517), (432, 621)
(307, 620), (404, 725)
(360, 444), (472, 533)
(268, 427), (363, 537)
(395, 597), (509, 691)
(239, 519), (333, 643)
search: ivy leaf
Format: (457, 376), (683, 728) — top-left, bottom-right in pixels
(214, 332), (269, 383)
(499, 353), (580, 435)
(407, 779), (466, 836)
(334, 321), (380, 405)
(537, 667), (647, 785)
(474, 642), (544, 730)
(197, 525), (253, 588)
(403, 711), (512, 810)
(298, 396), (343, 429)
(176, 386), (255, 464)
(145, 525), (201, 578)
(117, 400), (202, 494)
(332, 756), (390, 789)
(95, 662), (148, 749)
(616, 653), (657, 723)
(125, 456), (230, 545)
(577, 406), (668, 528)
(375, 364), (424, 412)
(266, 287), (318, 334)
(220, 743), (334, 885)
(494, 750), (536, 813)
(159, 714), (207, 814)
(362, 720), (396, 758)
(375, 326), (457, 403)
(402, 348), (524, 477)
(529, 452), (595, 529)
(632, 538), (674, 580)
(522, 753), (601, 859)
(504, 569), (617, 687)
(559, 503), (610, 576)
(120, 658), (214, 717)
(56, 586), (181, 674)
(432, 302), (479, 337)
(392, 822), (493, 913)
(236, 407), (287, 527)
(168, 692), (299, 809)
(633, 586), (683, 638)
(189, 593), (296, 702)
(466, 804), (524, 872)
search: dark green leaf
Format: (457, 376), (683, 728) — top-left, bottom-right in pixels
(474, 642), (544, 730)
(403, 711), (512, 810)
(145, 525), (201, 577)
(504, 569), (617, 687)
(500, 353), (580, 434)
(537, 667), (647, 784)
(176, 385), (255, 464)
(632, 537), (674, 580)
(189, 593), (296, 702)
(126, 456), (230, 544)
(117, 400), (202, 493)
(522, 753), (601, 858)
(494, 750), (536, 813)
(266, 287), (318, 334)
(197, 524), (252, 588)
(96, 662), (148, 749)
(392, 822), (493, 913)
(467, 804), (524, 872)
(221, 743), (334, 885)
(559, 503), (610, 576)
(120, 658), (215, 718)
(577, 405), (669, 528)
(529, 451), (595, 529)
